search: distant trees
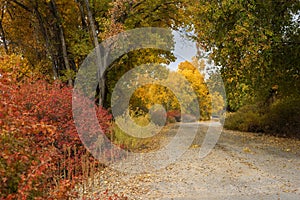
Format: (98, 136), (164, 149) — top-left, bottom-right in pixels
(129, 60), (213, 121)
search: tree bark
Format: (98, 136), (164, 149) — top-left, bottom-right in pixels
(0, 19), (8, 53)
(84, 0), (105, 106)
(50, 0), (72, 86)
(76, 0), (88, 31)
(0, 1), (8, 53)
(33, 4), (59, 79)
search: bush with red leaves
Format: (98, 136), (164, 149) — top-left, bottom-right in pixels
(0, 64), (116, 199)
(166, 110), (181, 123)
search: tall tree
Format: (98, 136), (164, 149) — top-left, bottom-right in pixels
(8, 0), (59, 78)
(190, 0), (300, 110)
(178, 60), (212, 119)
(0, 1), (8, 53)
(49, 0), (72, 85)
(84, 0), (108, 105)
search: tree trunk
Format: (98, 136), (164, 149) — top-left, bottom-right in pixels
(34, 5), (59, 79)
(11, 0), (59, 79)
(50, 0), (72, 86)
(84, 0), (105, 106)
(59, 23), (72, 86)
(0, 19), (8, 53)
(76, 0), (88, 31)
(0, 3), (8, 53)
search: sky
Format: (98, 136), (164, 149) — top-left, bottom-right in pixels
(167, 30), (219, 80)
(168, 31), (197, 71)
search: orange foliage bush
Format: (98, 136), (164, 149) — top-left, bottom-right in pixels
(0, 57), (115, 199)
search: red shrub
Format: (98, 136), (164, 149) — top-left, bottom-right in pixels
(0, 69), (113, 199)
(166, 110), (181, 122)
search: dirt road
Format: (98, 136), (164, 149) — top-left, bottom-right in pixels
(78, 122), (300, 199)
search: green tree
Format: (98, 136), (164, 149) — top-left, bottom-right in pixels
(190, 0), (300, 110)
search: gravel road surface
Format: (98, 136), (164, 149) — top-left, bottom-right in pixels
(77, 122), (300, 199)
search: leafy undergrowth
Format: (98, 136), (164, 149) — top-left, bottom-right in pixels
(0, 55), (126, 199)
(262, 97), (300, 138)
(224, 98), (300, 138)
(224, 104), (264, 133)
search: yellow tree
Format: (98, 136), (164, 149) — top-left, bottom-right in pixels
(131, 83), (179, 114)
(129, 63), (212, 121)
(177, 60), (212, 120)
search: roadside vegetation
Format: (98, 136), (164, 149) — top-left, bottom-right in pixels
(225, 96), (300, 138)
